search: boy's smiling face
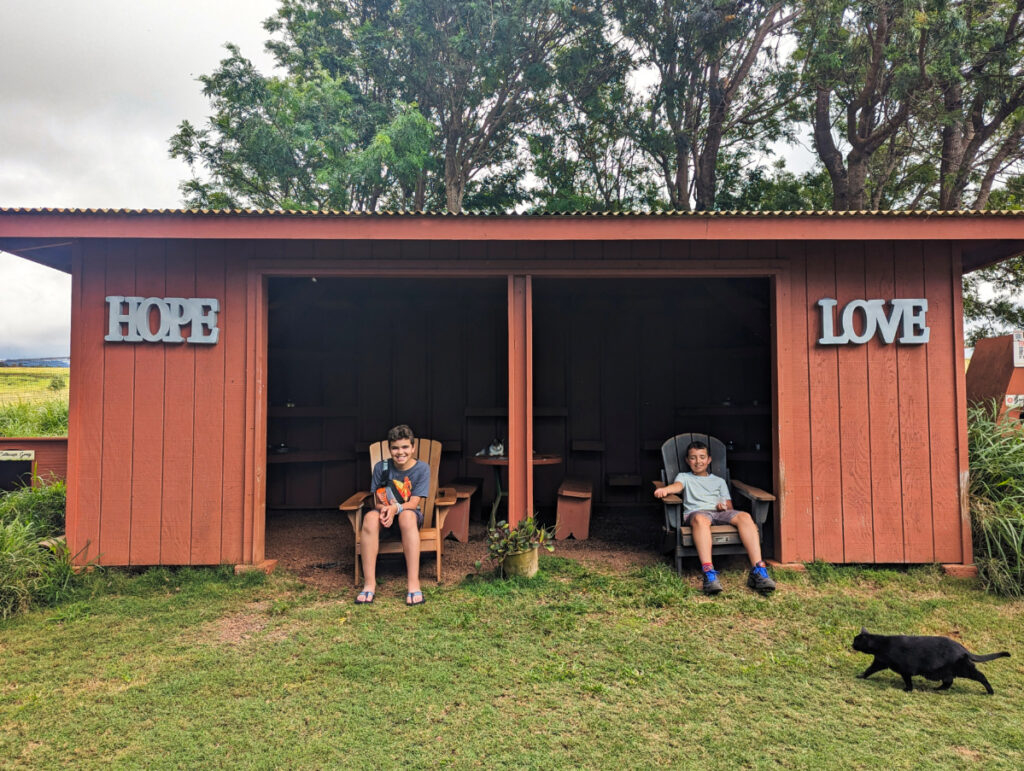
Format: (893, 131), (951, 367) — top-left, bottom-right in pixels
(389, 438), (416, 469)
(685, 447), (711, 476)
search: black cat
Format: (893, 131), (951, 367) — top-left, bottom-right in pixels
(852, 628), (1010, 694)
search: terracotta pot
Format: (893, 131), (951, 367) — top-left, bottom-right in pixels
(502, 546), (539, 578)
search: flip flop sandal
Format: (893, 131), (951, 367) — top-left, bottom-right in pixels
(355, 590), (375, 604)
(406, 591), (425, 606)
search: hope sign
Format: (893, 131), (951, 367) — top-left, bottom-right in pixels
(818, 298), (929, 345)
(105, 296), (220, 344)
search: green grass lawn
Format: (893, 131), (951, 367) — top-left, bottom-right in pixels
(2, 559), (1023, 769)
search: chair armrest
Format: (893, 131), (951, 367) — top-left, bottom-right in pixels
(434, 487), (458, 508)
(340, 491), (371, 512)
(731, 479), (775, 502)
(652, 482), (682, 505)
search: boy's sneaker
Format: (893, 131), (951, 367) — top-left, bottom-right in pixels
(747, 564), (776, 594)
(701, 569), (723, 595)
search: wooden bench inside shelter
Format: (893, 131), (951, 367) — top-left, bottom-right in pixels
(556, 476), (593, 540)
(440, 477), (481, 542)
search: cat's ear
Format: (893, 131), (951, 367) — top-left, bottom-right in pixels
(860, 626), (868, 634)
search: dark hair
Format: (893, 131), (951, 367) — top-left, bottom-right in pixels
(387, 424), (415, 443)
(685, 440), (709, 454)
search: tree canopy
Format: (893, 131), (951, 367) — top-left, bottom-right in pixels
(172, 0), (1024, 330)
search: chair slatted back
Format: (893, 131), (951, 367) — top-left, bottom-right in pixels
(368, 437), (442, 528)
(660, 433), (732, 491)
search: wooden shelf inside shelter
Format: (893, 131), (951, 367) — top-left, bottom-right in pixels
(268, 406), (357, 418)
(267, 450), (353, 464)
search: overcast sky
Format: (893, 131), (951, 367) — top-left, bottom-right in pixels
(0, 0), (280, 359)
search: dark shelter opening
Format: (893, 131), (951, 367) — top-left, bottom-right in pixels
(264, 275), (773, 560)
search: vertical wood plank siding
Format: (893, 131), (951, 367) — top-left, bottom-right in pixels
(805, 244), (845, 562)
(787, 240), (965, 563)
(68, 238), (251, 566)
(98, 241), (135, 565)
(865, 241), (905, 562)
(129, 241), (166, 565)
(64, 236), (968, 566)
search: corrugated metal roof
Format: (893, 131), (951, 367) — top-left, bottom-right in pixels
(2, 206), (1023, 217)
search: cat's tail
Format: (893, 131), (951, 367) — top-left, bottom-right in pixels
(968, 651), (1011, 662)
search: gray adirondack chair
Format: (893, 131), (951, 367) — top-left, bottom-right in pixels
(655, 433), (775, 576)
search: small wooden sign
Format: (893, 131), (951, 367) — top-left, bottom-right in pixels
(0, 449), (34, 461)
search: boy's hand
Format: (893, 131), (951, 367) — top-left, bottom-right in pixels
(379, 504), (396, 527)
(654, 486), (669, 499)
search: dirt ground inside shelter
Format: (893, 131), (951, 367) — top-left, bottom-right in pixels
(265, 505), (669, 593)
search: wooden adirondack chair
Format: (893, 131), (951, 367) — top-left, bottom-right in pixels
(654, 433), (775, 576)
(339, 438), (457, 584)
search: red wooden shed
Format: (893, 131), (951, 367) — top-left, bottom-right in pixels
(2, 207), (1022, 569)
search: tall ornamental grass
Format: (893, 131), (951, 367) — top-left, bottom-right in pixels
(967, 401), (1024, 597)
(0, 398), (69, 437)
(0, 479), (72, 619)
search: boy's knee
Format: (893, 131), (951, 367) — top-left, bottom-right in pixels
(732, 511), (753, 525)
(398, 510), (420, 534)
(361, 516), (380, 537)
(689, 513), (711, 528)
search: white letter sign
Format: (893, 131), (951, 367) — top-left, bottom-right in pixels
(817, 298), (929, 345)
(105, 297), (220, 344)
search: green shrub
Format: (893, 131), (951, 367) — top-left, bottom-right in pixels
(0, 479), (66, 537)
(0, 518), (74, 619)
(967, 401), (1024, 504)
(972, 498), (1024, 598)
(968, 401), (1024, 597)
(0, 399), (69, 437)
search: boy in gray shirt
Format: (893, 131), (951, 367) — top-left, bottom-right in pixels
(655, 440), (776, 595)
(355, 424), (431, 606)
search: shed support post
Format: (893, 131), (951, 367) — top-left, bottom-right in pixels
(507, 275), (533, 526)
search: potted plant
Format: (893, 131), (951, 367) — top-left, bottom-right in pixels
(484, 515), (554, 578)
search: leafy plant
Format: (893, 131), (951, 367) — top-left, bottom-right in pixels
(0, 517), (74, 619)
(0, 398), (69, 437)
(0, 478), (66, 536)
(972, 498), (1024, 598)
(484, 515), (555, 567)
(967, 400), (1024, 596)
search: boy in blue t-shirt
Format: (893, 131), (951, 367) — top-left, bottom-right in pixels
(355, 424), (431, 606)
(654, 440), (776, 595)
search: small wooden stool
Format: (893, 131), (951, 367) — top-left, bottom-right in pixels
(556, 477), (593, 540)
(441, 481), (479, 542)
(452, 476), (484, 520)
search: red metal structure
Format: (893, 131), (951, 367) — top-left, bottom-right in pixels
(2, 207), (1022, 568)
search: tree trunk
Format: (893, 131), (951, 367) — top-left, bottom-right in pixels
(813, 88), (849, 209)
(845, 151), (869, 210)
(414, 174), (426, 212)
(938, 83), (966, 210)
(444, 145), (466, 213)
(668, 133), (691, 210)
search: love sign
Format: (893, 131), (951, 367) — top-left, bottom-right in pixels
(817, 298), (929, 345)
(105, 296), (220, 344)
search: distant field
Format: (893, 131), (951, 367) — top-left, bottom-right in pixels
(0, 367), (70, 406)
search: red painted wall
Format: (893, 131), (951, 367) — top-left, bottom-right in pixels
(65, 237), (969, 566)
(0, 437), (68, 483)
(68, 239), (251, 566)
(775, 241), (967, 564)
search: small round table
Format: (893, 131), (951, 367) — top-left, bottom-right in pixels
(471, 454), (562, 526)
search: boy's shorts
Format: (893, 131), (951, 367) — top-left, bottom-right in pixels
(379, 508), (424, 538)
(684, 509), (740, 526)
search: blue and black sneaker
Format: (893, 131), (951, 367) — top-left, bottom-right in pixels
(747, 564), (776, 594)
(702, 568), (723, 595)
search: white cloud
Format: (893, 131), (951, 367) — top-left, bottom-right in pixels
(0, 252), (71, 359)
(0, 0), (280, 356)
